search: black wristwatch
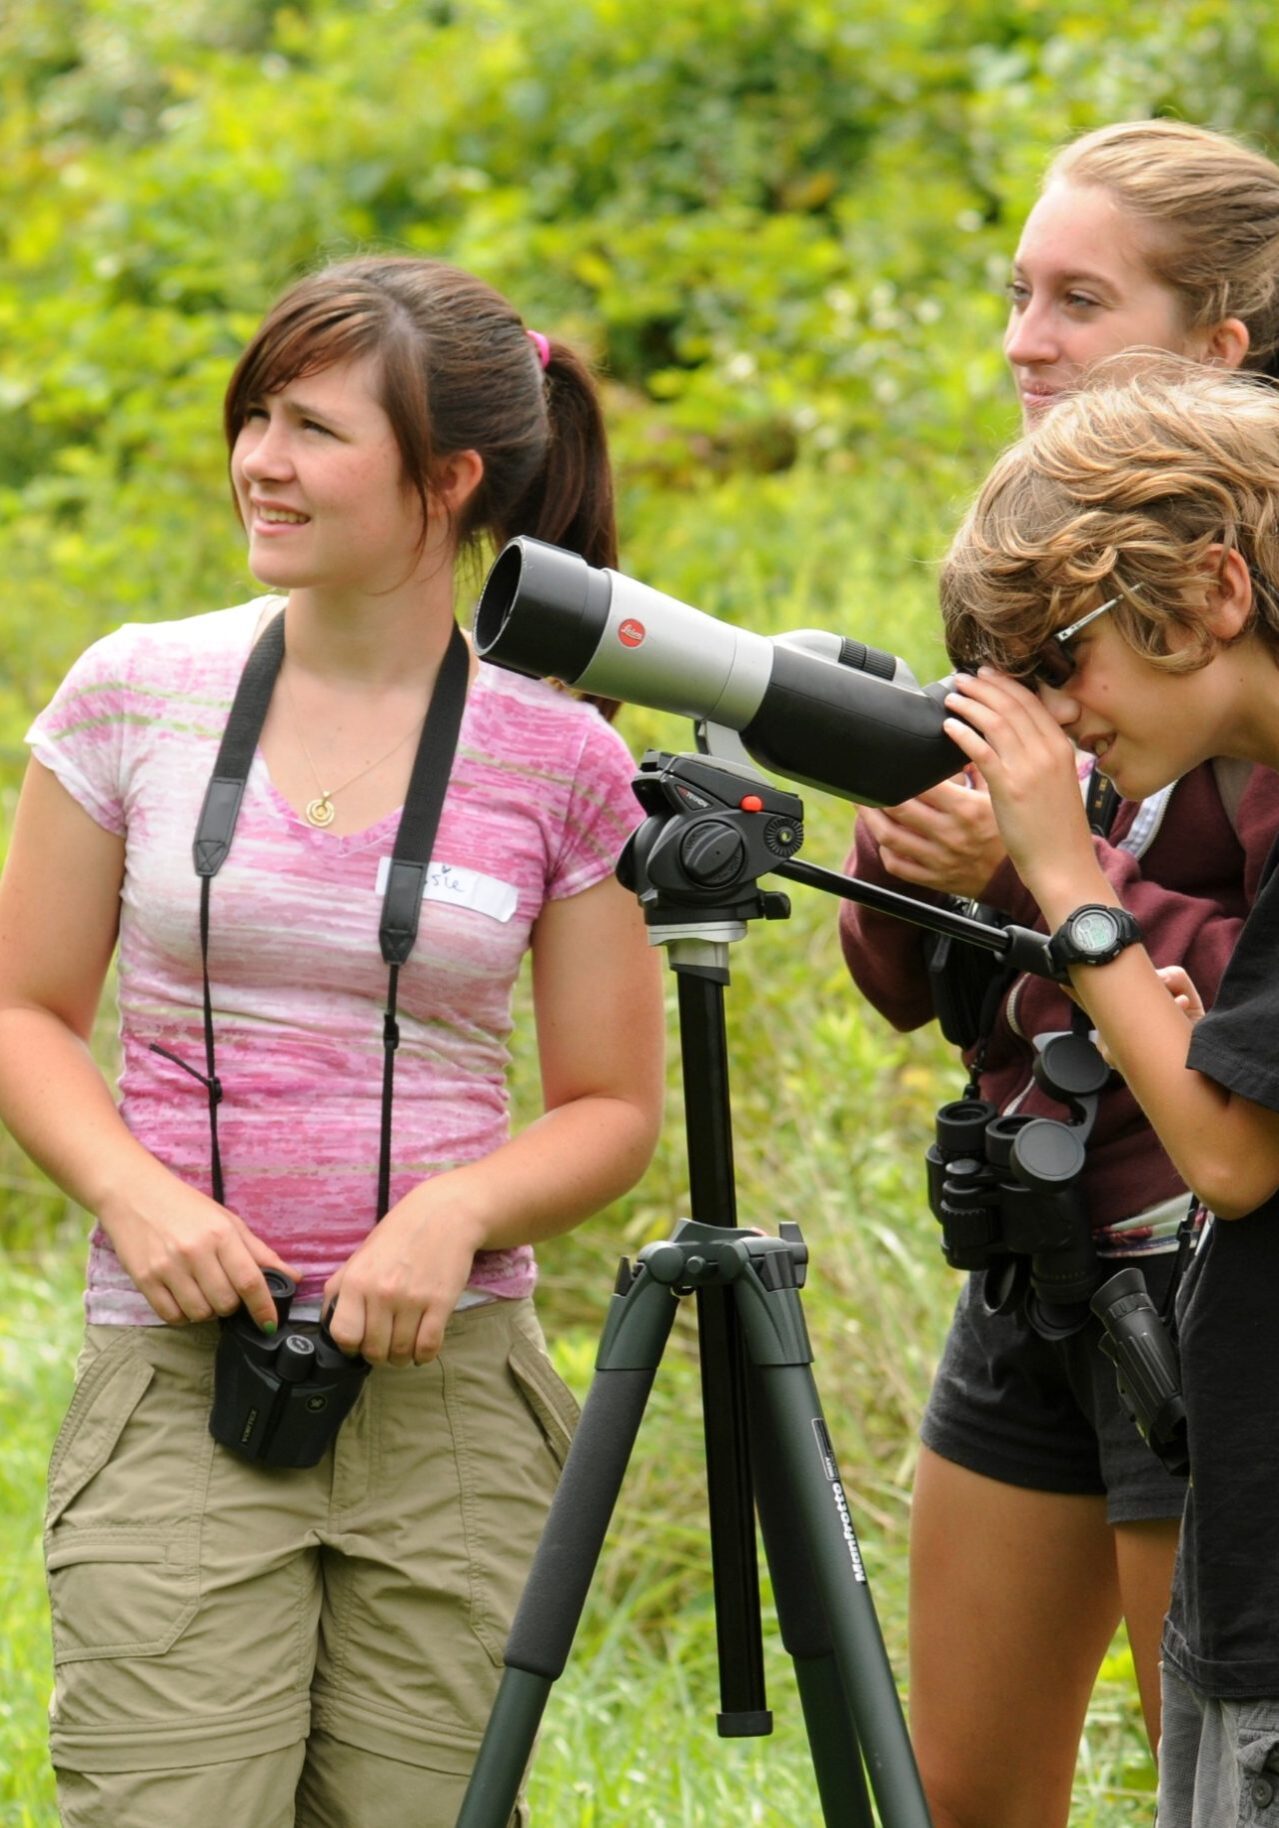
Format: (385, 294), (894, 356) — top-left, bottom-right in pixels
(1048, 903), (1143, 977)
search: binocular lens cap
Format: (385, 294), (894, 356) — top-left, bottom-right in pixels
(1011, 1118), (1088, 1186)
(1036, 1031), (1111, 1100)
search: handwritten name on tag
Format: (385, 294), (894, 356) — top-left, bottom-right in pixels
(375, 856), (519, 923)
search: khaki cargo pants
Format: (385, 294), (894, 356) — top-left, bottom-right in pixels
(44, 1297), (575, 1827)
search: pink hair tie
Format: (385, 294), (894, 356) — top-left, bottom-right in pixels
(527, 329), (551, 371)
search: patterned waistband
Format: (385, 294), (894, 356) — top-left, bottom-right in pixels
(289, 1286), (499, 1323)
(1095, 1192), (1204, 1259)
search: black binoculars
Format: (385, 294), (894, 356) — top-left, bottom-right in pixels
(208, 1270), (370, 1468)
(925, 1030), (1110, 1338)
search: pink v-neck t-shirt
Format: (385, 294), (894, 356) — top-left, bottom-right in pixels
(27, 599), (645, 1324)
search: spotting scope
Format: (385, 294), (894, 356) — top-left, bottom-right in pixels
(474, 537), (963, 806)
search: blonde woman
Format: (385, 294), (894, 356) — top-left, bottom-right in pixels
(839, 121), (1279, 1828)
(941, 356), (1279, 1828)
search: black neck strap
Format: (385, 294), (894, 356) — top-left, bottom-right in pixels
(171, 609), (470, 1218)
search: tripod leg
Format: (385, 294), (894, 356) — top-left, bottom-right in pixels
(752, 1392), (876, 1827)
(698, 1284), (771, 1735)
(455, 1264), (679, 1828)
(733, 1256), (933, 1828)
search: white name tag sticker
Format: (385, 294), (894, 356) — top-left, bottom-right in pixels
(375, 856), (519, 923)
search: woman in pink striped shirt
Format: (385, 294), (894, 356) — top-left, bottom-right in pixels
(0, 257), (664, 1827)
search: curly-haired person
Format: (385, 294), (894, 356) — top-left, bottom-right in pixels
(942, 357), (1279, 1828)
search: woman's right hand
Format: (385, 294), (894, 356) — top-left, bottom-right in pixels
(856, 768), (1008, 899)
(100, 1171), (299, 1330)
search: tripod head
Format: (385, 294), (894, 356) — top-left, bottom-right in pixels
(618, 751), (799, 944)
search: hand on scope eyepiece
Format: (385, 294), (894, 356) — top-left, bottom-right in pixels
(856, 767), (1008, 899)
(941, 672), (1103, 917)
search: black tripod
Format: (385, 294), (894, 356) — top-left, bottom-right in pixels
(455, 752), (1060, 1828)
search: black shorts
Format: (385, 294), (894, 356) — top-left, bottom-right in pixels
(920, 1253), (1188, 1525)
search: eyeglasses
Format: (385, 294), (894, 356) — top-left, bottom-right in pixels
(951, 591), (1124, 691)
(1020, 592), (1122, 689)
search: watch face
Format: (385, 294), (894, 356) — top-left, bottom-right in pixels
(1072, 908), (1119, 952)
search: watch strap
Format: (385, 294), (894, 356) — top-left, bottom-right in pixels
(1048, 902), (1143, 974)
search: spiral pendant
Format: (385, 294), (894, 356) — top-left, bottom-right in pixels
(306, 794), (336, 829)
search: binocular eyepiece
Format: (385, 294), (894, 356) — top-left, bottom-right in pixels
(1090, 1266), (1189, 1476)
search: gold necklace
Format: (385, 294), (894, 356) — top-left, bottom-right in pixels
(284, 667), (425, 829)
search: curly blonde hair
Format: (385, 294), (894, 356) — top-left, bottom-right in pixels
(940, 356), (1279, 676)
(1049, 120), (1279, 376)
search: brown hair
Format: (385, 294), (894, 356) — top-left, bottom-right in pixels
(1047, 120), (1279, 377)
(940, 356), (1279, 675)
(225, 255), (617, 574)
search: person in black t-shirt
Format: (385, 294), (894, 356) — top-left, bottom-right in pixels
(938, 356), (1279, 1828)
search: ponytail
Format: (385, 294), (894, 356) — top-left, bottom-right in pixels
(504, 336), (622, 719)
(522, 339), (618, 573)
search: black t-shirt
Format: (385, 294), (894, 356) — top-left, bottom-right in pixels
(1162, 840), (1279, 1698)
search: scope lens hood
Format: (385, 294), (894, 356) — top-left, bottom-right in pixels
(475, 538), (612, 683)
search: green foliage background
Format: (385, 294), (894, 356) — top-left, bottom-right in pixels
(3, 3), (1279, 1822)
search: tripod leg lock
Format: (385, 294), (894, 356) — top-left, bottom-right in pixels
(734, 1243), (815, 1367)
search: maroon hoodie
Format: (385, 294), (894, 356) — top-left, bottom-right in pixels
(839, 761), (1279, 1230)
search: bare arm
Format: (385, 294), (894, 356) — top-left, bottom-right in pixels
(943, 673), (1279, 1216)
(323, 871), (666, 1364)
(0, 760), (297, 1327)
